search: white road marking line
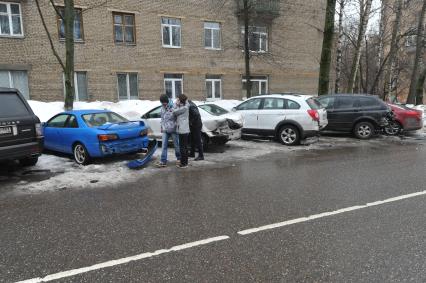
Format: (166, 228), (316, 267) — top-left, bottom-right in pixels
(238, 190), (426, 235)
(15, 235), (230, 283)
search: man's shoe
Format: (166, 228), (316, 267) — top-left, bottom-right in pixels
(155, 162), (167, 167)
(188, 153), (195, 158)
(194, 156), (204, 161)
(176, 164), (188, 168)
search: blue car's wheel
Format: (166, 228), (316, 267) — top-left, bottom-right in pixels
(73, 143), (91, 165)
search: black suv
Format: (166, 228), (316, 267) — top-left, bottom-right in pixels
(316, 94), (391, 139)
(0, 88), (43, 166)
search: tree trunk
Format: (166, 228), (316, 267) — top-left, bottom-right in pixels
(334, 0), (345, 94)
(383, 0), (403, 101)
(318, 0), (337, 95)
(374, 0), (387, 96)
(347, 0), (373, 93)
(415, 67), (426, 105)
(407, 0), (426, 104)
(243, 0), (251, 98)
(64, 0), (75, 110)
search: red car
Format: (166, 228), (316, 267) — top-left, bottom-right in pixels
(385, 103), (424, 135)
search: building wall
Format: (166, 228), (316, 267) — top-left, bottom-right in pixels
(0, 0), (326, 102)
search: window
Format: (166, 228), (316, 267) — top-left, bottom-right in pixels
(162, 18), (181, 48)
(198, 104), (228, 116)
(204, 22), (221, 49)
(47, 114), (69, 128)
(113, 12), (135, 44)
(66, 115), (78, 128)
(335, 97), (355, 109)
(164, 74), (183, 99)
(359, 97), (379, 108)
(0, 2), (23, 37)
(117, 73), (138, 100)
(242, 76), (268, 97)
(206, 75), (222, 100)
(262, 98), (284, 110)
(57, 7), (83, 41)
(285, 99), (301, 110)
(145, 106), (162, 119)
(63, 72), (88, 101)
(0, 92), (30, 118)
(317, 97), (335, 109)
(82, 112), (128, 127)
(0, 70), (29, 99)
(236, 98), (262, 110)
(241, 26), (268, 52)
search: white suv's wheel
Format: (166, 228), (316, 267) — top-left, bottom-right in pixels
(73, 143), (91, 165)
(278, 125), (300, 146)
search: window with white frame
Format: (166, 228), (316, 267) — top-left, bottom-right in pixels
(57, 7), (84, 41)
(162, 18), (181, 48)
(0, 70), (29, 99)
(242, 76), (268, 97)
(63, 72), (88, 101)
(117, 73), (138, 100)
(164, 74), (183, 99)
(0, 2), (23, 37)
(241, 26), (268, 52)
(206, 75), (222, 100)
(204, 22), (221, 49)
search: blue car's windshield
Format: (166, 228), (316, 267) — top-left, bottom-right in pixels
(82, 112), (129, 127)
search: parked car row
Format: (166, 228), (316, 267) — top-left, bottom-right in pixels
(0, 88), (423, 167)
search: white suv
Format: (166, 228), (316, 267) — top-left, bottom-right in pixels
(233, 94), (328, 145)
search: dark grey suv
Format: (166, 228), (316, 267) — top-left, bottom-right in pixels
(0, 88), (43, 166)
(316, 94), (391, 139)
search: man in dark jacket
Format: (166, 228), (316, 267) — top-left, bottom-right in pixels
(188, 100), (204, 161)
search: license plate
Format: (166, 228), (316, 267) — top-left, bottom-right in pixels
(0, 126), (12, 136)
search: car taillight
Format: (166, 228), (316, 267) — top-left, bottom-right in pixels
(140, 129), (148, 137)
(35, 123), (43, 137)
(98, 134), (118, 141)
(307, 109), (320, 121)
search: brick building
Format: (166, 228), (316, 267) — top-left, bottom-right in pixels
(0, 0), (326, 102)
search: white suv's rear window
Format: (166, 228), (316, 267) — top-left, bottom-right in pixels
(0, 93), (30, 118)
(306, 98), (322, 110)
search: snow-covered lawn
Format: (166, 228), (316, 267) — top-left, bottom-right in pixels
(28, 99), (241, 122)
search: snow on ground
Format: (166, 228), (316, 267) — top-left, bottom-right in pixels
(15, 132), (421, 193)
(28, 99), (243, 122)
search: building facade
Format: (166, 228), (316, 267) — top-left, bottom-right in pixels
(0, 0), (326, 102)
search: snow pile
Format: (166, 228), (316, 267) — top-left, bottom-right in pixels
(28, 99), (243, 122)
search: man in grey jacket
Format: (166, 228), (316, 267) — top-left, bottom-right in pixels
(156, 94), (180, 167)
(173, 94), (190, 168)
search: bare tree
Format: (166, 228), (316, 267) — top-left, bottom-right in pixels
(407, 0), (426, 104)
(318, 0), (337, 95)
(335, 0), (346, 93)
(35, 0), (75, 110)
(347, 0), (373, 93)
(383, 0), (404, 101)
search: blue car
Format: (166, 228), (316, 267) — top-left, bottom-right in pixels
(43, 110), (150, 165)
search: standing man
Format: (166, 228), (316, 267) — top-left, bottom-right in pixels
(188, 100), (204, 161)
(173, 94), (190, 168)
(156, 94), (180, 167)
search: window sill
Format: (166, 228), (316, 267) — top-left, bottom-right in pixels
(241, 50), (268, 54)
(114, 43), (137, 46)
(59, 39), (85, 44)
(0, 34), (25, 39)
(162, 45), (182, 49)
(205, 47), (223, 51)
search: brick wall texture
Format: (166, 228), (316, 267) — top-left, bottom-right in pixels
(0, 0), (326, 102)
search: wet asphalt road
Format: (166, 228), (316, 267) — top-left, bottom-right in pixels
(1, 139), (426, 282)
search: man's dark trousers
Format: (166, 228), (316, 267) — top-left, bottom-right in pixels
(190, 125), (204, 158)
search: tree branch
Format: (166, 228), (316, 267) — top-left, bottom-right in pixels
(50, 0), (64, 21)
(34, 0), (65, 71)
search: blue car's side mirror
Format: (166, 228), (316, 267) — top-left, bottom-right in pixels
(41, 122), (47, 127)
(139, 121), (145, 127)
